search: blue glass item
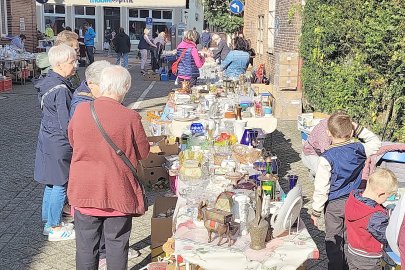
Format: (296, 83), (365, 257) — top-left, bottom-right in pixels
(190, 122), (204, 135)
(240, 128), (253, 145)
(264, 106), (272, 115)
(271, 156), (280, 175)
(288, 175), (298, 190)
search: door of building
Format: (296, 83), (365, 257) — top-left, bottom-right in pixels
(104, 7), (120, 40)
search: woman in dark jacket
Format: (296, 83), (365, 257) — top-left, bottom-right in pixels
(34, 44), (77, 242)
(68, 65), (150, 270)
(113, 27), (131, 68)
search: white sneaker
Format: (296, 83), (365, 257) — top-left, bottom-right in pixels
(48, 224), (75, 242)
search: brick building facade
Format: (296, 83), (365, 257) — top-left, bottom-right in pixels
(244, 0), (303, 120)
(244, 0), (302, 90)
(0, 0), (37, 52)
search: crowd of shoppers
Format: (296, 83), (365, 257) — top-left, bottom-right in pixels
(33, 21), (151, 270)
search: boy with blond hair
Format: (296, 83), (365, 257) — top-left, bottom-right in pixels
(310, 111), (381, 270)
(345, 168), (398, 270)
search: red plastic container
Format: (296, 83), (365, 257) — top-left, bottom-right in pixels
(0, 77), (12, 92)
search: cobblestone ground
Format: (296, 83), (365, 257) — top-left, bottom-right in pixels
(0, 54), (327, 269)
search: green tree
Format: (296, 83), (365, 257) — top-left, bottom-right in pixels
(203, 0), (244, 34)
(301, 0), (405, 142)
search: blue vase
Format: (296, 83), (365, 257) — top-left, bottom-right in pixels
(240, 128), (253, 145)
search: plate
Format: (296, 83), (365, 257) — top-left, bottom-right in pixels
(173, 115), (198, 122)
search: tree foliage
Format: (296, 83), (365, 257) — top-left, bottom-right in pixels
(300, 0), (405, 142)
(203, 0), (244, 34)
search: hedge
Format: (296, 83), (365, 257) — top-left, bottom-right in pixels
(300, 0), (404, 142)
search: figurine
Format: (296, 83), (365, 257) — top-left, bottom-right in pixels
(197, 201), (238, 246)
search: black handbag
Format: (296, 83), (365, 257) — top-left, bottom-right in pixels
(89, 101), (148, 211)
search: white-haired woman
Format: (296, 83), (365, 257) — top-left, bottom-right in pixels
(34, 43), (77, 241)
(70, 60), (111, 117)
(68, 66), (150, 270)
(137, 28), (157, 74)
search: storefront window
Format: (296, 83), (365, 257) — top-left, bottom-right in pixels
(152, 10), (161, 19)
(163, 11), (172, 20)
(129, 9), (173, 41)
(74, 6), (97, 34)
(44, 4), (66, 35)
(55, 5), (65, 14)
(75, 6), (85, 15)
(44, 16), (65, 35)
(139, 10), (149, 18)
(129, 21), (146, 41)
(129, 9), (139, 18)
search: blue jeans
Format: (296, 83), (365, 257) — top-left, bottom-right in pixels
(116, 52), (129, 68)
(42, 184), (66, 227)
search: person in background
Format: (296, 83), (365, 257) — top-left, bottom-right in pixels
(310, 111), (381, 270)
(138, 28), (157, 74)
(201, 28), (211, 49)
(114, 27), (131, 69)
(220, 37), (250, 79)
(10, 34), (26, 51)
(212, 34), (230, 64)
(345, 168), (398, 270)
(153, 32), (167, 70)
(33, 44), (77, 242)
(45, 24), (54, 38)
(246, 39), (256, 67)
(35, 30), (81, 90)
(176, 29), (205, 86)
(302, 119), (331, 177)
(65, 26), (72, 31)
(193, 27), (200, 45)
(37, 30), (45, 40)
(70, 60), (111, 117)
(68, 65), (150, 270)
(83, 22), (96, 64)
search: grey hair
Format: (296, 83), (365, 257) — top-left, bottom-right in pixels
(99, 65), (131, 97)
(85, 60), (112, 85)
(48, 44), (76, 68)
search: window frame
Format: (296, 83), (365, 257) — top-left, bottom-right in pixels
(128, 9), (173, 42)
(267, 0), (276, 54)
(43, 4), (66, 36)
(257, 15), (265, 55)
(0, 0), (8, 36)
(73, 5), (97, 31)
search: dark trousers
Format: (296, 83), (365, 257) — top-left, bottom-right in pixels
(325, 197), (349, 270)
(75, 210), (132, 270)
(86, 46), (95, 64)
(347, 252), (381, 270)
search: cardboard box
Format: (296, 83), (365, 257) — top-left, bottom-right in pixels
(252, 84), (302, 120)
(151, 196), (178, 248)
(278, 76), (298, 90)
(279, 64), (299, 77)
(144, 73), (161, 81)
(279, 52), (299, 65)
(138, 166), (169, 186)
(140, 136), (180, 168)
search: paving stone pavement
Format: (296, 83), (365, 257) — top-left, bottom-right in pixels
(0, 54), (327, 269)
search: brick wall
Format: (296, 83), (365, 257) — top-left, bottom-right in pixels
(0, 0), (37, 52)
(244, 0), (302, 85)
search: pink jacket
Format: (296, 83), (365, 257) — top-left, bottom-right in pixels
(176, 40), (204, 79)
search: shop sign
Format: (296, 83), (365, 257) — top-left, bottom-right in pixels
(89, 0), (133, 3)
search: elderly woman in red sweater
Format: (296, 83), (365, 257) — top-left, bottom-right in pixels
(67, 65), (150, 270)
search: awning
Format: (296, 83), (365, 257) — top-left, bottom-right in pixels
(45, 0), (186, 8)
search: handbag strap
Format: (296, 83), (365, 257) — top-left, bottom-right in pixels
(89, 101), (143, 186)
(175, 48), (188, 64)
